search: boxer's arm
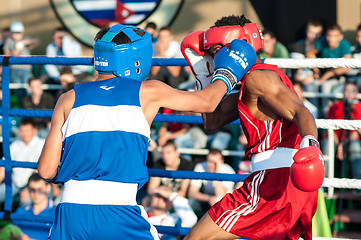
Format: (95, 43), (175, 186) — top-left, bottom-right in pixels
(38, 90), (75, 180)
(202, 92), (239, 130)
(140, 80), (227, 126)
(246, 70), (318, 138)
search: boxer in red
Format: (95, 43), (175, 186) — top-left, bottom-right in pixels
(181, 15), (324, 240)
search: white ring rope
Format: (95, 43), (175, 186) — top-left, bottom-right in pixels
(264, 58), (361, 69)
(322, 178), (361, 189)
(312, 238), (360, 240)
(316, 119), (361, 130)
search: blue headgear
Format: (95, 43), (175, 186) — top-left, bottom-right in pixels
(94, 24), (152, 81)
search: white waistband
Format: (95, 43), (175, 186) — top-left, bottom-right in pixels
(251, 148), (298, 172)
(61, 180), (138, 205)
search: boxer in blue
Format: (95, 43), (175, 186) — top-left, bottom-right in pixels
(37, 24), (257, 239)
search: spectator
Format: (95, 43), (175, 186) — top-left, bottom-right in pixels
(289, 19), (324, 56)
(150, 26), (186, 88)
(188, 149), (235, 214)
(157, 109), (192, 147)
(13, 173), (56, 240)
(44, 27), (89, 83)
(0, 118), (45, 204)
(0, 224), (31, 240)
(145, 22), (158, 43)
(0, 27), (11, 55)
(293, 81), (319, 118)
(56, 66), (76, 99)
(146, 185), (197, 240)
(323, 82), (361, 181)
(306, 24), (352, 115)
(201, 126), (232, 151)
(259, 29), (290, 59)
(347, 23), (361, 89)
(4, 21), (38, 102)
(147, 140), (193, 198)
(289, 20), (324, 102)
(21, 78), (56, 137)
(157, 109), (206, 160)
(0, 27), (11, 84)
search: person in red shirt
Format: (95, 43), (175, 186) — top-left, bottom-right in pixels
(325, 81), (361, 179)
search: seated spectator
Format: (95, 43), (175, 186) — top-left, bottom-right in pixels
(0, 224), (31, 240)
(157, 109), (191, 148)
(188, 149), (235, 214)
(260, 29), (289, 74)
(4, 21), (38, 102)
(259, 29), (290, 59)
(13, 173), (55, 240)
(21, 78), (56, 138)
(202, 126), (232, 151)
(289, 20), (324, 104)
(146, 185), (197, 240)
(0, 118), (45, 204)
(56, 66), (76, 99)
(289, 19), (324, 56)
(293, 81), (319, 118)
(0, 27), (11, 55)
(44, 27), (89, 83)
(347, 23), (361, 89)
(150, 26), (186, 88)
(147, 140), (193, 198)
(306, 24), (352, 115)
(322, 82), (361, 181)
(157, 109), (206, 160)
(144, 22), (158, 43)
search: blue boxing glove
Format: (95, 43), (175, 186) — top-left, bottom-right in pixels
(211, 39), (257, 94)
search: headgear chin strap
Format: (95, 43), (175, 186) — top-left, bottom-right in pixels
(94, 24), (152, 81)
(204, 23), (264, 52)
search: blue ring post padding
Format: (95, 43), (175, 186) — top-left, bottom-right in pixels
(1, 58), (13, 217)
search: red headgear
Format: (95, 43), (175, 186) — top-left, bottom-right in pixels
(203, 23), (264, 52)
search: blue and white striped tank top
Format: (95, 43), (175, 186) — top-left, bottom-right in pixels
(57, 77), (150, 189)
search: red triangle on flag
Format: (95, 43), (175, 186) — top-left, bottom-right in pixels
(115, 1), (135, 23)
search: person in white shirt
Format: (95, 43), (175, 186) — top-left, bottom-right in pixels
(147, 185), (197, 240)
(0, 118), (45, 203)
(150, 26), (185, 88)
(45, 27), (88, 82)
(188, 149), (235, 213)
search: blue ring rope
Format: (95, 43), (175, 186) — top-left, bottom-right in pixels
(0, 56), (188, 67)
(0, 56), (245, 236)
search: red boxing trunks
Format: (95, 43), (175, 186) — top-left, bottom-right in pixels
(208, 168), (318, 240)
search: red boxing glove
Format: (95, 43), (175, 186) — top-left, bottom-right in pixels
(290, 135), (325, 192)
(181, 31), (214, 90)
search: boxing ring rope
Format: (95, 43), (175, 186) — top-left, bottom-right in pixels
(1, 56), (361, 239)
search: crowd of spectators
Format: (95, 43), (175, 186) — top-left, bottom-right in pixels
(1, 19), (361, 239)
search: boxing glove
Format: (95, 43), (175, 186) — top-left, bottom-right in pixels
(181, 31), (214, 90)
(211, 39), (257, 94)
(291, 135), (325, 192)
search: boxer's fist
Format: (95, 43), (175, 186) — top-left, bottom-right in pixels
(211, 39), (257, 94)
(181, 31), (214, 90)
(291, 136), (325, 192)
